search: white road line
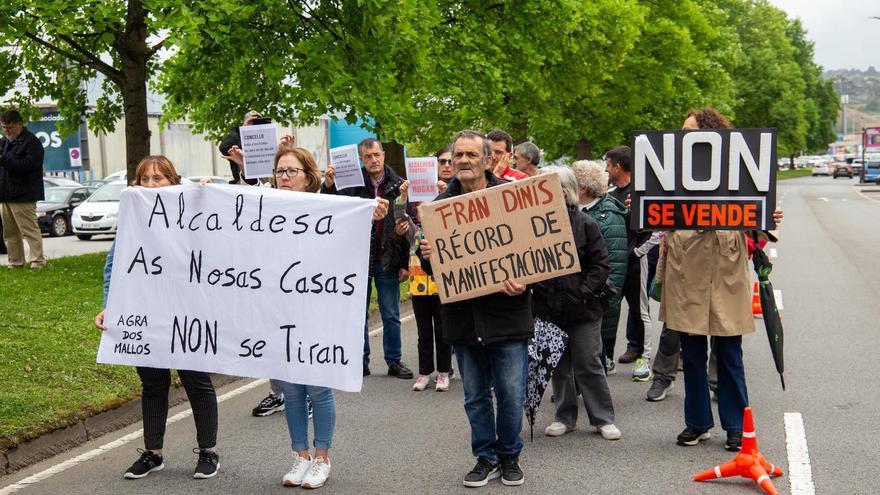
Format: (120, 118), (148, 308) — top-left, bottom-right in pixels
(1, 311), (404, 492)
(0, 379), (268, 495)
(770, 248), (778, 259)
(774, 290), (784, 311)
(784, 412), (816, 495)
(368, 313), (414, 337)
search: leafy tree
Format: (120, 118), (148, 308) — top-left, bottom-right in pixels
(785, 18), (838, 152)
(0, 0), (174, 180)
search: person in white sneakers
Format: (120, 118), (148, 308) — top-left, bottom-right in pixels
(393, 152), (454, 392)
(532, 167), (622, 442)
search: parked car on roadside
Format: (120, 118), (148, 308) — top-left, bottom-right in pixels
(102, 170), (128, 183)
(71, 180), (127, 240)
(37, 186), (96, 237)
(811, 163), (831, 176)
(833, 162), (853, 179)
(863, 161), (880, 184)
(43, 176), (82, 188)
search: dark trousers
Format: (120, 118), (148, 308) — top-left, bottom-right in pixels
(679, 334), (748, 432)
(137, 367), (218, 450)
(653, 325), (719, 390)
(411, 295), (451, 375)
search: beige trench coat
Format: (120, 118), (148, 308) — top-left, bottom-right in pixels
(658, 230), (754, 337)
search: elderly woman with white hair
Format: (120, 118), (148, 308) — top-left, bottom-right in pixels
(532, 166), (621, 440)
(571, 160), (629, 375)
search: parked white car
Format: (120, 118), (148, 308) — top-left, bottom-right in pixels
(811, 164), (831, 176)
(71, 180), (127, 240)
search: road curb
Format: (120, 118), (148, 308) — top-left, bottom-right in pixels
(0, 299), (412, 477)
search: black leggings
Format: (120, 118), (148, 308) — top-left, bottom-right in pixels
(137, 367), (218, 450)
(412, 295), (452, 375)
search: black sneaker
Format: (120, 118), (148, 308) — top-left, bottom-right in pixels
(646, 376), (674, 402)
(677, 428), (711, 446)
(251, 393), (285, 417)
(500, 455), (524, 486)
(363, 363), (371, 376)
(388, 361), (414, 379)
(725, 431), (743, 452)
(193, 449), (219, 479)
(124, 449), (164, 479)
(463, 458), (500, 488)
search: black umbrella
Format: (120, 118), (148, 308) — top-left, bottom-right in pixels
(752, 233), (785, 391)
(525, 318), (569, 441)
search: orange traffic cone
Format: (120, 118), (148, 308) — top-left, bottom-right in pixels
(693, 407), (784, 495)
(751, 282), (762, 317)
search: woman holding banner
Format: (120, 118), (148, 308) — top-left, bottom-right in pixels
(662, 108), (782, 452)
(231, 141), (387, 489)
(532, 166), (621, 441)
(94, 156), (220, 480)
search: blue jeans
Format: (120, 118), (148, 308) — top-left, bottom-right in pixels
(454, 340), (528, 463)
(679, 333), (749, 432)
(364, 261), (402, 365)
(277, 381), (336, 452)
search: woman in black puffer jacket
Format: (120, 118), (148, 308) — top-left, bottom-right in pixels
(532, 166), (621, 441)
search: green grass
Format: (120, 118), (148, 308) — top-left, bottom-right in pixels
(777, 168), (812, 180)
(0, 252), (410, 449)
(0, 253), (142, 448)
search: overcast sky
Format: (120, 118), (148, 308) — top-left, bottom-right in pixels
(768, 0), (880, 71)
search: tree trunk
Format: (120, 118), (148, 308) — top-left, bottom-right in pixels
(120, 0), (151, 184)
(575, 138), (592, 160)
(511, 121), (529, 145)
(382, 141), (406, 179)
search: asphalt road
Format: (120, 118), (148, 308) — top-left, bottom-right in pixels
(2, 176), (878, 494)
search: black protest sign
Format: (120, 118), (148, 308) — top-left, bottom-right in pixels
(630, 128), (778, 231)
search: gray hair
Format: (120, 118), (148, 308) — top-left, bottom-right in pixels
(515, 141), (541, 166)
(451, 130), (491, 162)
(357, 137), (383, 155)
(538, 166), (579, 207)
(571, 160), (608, 199)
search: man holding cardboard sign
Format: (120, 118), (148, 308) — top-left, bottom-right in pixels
(418, 130), (577, 488)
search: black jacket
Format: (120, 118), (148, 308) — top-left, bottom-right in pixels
(532, 206), (610, 327)
(420, 171), (534, 346)
(608, 181), (651, 253)
(321, 165), (408, 273)
(0, 127), (45, 202)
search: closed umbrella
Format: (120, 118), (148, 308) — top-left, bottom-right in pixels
(525, 318), (569, 441)
(752, 233), (785, 391)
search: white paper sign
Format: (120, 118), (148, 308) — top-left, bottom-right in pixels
(69, 147), (83, 168)
(330, 144), (365, 191)
(240, 123), (278, 179)
(96, 184), (376, 392)
(404, 157), (439, 202)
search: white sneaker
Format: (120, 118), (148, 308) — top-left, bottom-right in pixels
(435, 373), (450, 392)
(301, 457), (331, 489)
(598, 424), (622, 440)
(544, 422), (577, 437)
(282, 455), (312, 486)
(413, 375), (431, 391)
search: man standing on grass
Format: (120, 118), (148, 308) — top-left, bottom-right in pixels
(0, 109), (46, 269)
(420, 130), (531, 488)
(322, 137), (413, 379)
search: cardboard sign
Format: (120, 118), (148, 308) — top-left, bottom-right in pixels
(239, 123), (278, 178)
(330, 144), (366, 190)
(96, 184), (375, 392)
(631, 128), (778, 231)
(418, 174), (580, 303)
(404, 157), (439, 202)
